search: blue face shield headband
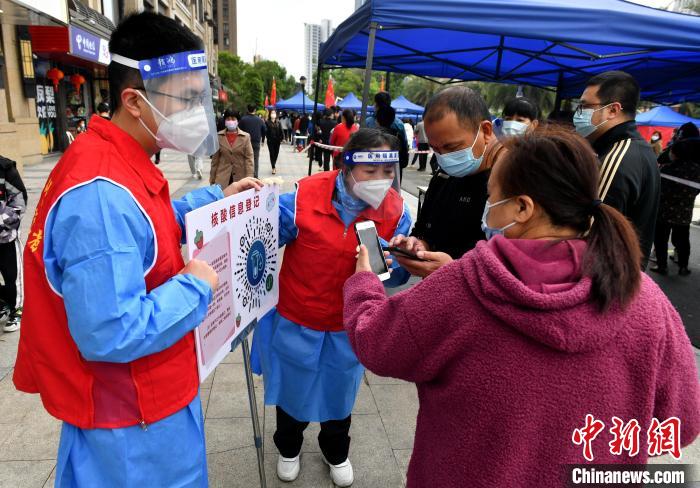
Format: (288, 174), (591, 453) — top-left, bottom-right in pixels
(343, 150), (400, 165)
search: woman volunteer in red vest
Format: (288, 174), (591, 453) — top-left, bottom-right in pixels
(251, 128), (412, 486)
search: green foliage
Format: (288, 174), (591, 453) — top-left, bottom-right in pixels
(218, 52), (298, 113)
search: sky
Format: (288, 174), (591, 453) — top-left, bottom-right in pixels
(237, 0), (356, 80)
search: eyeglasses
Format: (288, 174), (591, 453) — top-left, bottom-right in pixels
(574, 101), (620, 116)
(135, 87), (208, 110)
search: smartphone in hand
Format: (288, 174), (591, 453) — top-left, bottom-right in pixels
(354, 221), (391, 281)
(382, 246), (426, 261)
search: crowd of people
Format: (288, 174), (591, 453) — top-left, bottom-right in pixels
(6, 10), (700, 488)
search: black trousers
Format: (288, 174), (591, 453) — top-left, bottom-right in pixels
(273, 406), (351, 465)
(0, 240), (21, 311)
(429, 153), (438, 175)
(322, 149), (331, 171)
(251, 143), (261, 178)
(655, 220), (691, 268)
(416, 143), (429, 170)
(268, 141), (281, 168)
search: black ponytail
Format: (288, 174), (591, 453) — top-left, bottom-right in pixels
(499, 125), (641, 311)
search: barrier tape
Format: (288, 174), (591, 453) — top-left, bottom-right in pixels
(300, 140), (433, 155)
(661, 173), (700, 191)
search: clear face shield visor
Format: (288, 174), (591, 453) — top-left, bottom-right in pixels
(342, 150), (403, 212)
(111, 51), (219, 157)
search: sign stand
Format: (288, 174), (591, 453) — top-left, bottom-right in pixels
(230, 319), (266, 488)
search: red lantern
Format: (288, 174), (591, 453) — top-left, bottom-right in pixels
(47, 67), (64, 91)
(70, 74), (86, 95)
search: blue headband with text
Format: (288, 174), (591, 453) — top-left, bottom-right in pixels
(343, 150), (400, 165)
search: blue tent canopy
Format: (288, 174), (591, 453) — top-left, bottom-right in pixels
(319, 0), (700, 103)
(275, 91), (325, 113)
(391, 95), (424, 114)
(338, 92), (365, 110)
(636, 106), (700, 127)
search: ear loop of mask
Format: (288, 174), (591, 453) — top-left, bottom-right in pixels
(134, 90), (167, 144)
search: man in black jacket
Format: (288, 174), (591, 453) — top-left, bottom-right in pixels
(238, 104), (266, 177)
(575, 71), (660, 268)
(390, 86), (494, 277)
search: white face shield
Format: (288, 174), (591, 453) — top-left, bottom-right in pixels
(111, 50), (219, 157)
(342, 150), (403, 211)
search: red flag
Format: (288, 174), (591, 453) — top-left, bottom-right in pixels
(271, 77), (277, 106)
(324, 77), (335, 108)
(265, 95), (269, 108)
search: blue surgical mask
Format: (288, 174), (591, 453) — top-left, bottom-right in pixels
(435, 125), (483, 177)
(481, 198), (516, 240)
(573, 104), (612, 138)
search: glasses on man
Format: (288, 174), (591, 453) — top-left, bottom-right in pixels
(136, 87), (208, 110)
(150, 89), (209, 110)
(574, 101), (621, 116)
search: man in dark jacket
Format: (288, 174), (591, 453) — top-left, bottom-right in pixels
(390, 86), (494, 277)
(0, 155), (27, 332)
(575, 71), (660, 268)
(238, 104), (267, 177)
(318, 109), (337, 171)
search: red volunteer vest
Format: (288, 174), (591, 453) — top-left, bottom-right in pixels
(277, 170), (402, 331)
(13, 115), (199, 429)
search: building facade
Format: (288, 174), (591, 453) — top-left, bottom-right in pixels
(0, 1), (70, 167)
(0, 0), (218, 170)
(304, 19), (332, 89)
(213, 0), (236, 55)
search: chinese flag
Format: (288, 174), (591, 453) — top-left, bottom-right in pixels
(325, 77), (335, 108)
(271, 77), (277, 106)
(265, 95), (269, 108)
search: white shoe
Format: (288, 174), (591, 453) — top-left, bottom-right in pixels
(325, 457), (354, 487)
(277, 454), (300, 482)
(191, 173), (197, 179)
(196, 169), (203, 180)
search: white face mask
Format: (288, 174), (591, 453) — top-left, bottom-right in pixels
(501, 120), (529, 136)
(137, 91), (209, 154)
(350, 171), (393, 210)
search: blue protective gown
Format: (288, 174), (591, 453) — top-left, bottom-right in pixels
(251, 173), (412, 422)
(44, 180), (223, 488)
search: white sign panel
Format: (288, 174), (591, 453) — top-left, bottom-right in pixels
(185, 186), (280, 381)
(16, 0), (69, 24)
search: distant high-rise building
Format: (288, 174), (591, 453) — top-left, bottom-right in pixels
(304, 19), (333, 89)
(214, 0), (238, 55)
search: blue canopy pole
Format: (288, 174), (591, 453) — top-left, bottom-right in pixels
(553, 71), (564, 114)
(360, 22), (378, 128)
(309, 61), (324, 176)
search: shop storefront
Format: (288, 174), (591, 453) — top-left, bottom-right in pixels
(0, 0), (69, 165)
(28, 3), (113, 153)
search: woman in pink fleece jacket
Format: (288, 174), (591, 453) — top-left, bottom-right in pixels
(343, 127), (700, 487)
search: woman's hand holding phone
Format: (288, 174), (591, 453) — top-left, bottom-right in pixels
(355, 245), (393, 274)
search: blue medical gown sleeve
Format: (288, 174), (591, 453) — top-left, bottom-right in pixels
(381, 202), (412, 287)
(44, 180), (213, 363)
(278, 191), (298, 247)
(171, 185), (225, 244)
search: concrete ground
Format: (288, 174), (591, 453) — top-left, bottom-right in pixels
(1, 142), (698, 487)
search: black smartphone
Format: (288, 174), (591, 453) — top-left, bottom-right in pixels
(382, 246), (425, 261)
(354, 221), (391, 281)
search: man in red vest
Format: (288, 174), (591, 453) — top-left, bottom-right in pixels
(13, 12), (260, 487)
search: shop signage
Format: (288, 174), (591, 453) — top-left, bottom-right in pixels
(69, 25), (110, 65)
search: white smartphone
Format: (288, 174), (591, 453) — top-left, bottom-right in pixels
(354, 221), (391, 281)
